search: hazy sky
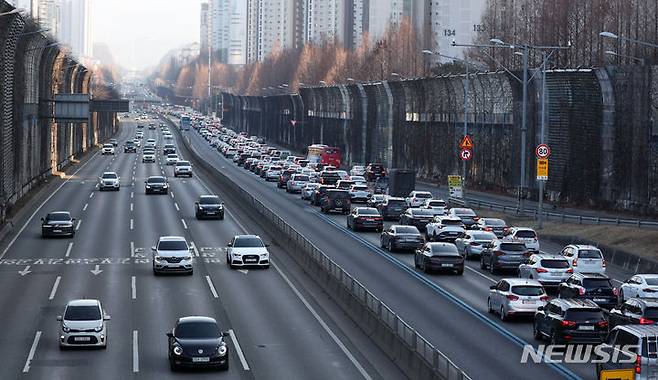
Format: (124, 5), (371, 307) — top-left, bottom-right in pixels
(93, 0), (200, 70)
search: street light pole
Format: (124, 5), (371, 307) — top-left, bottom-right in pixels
(538, 51), (547, 228)
(519, 47), (529, 215)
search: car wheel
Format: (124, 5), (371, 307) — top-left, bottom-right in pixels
(489, 260), (497, 275)
(152, 268), (159, 276)
(456, 269), (464, 275)
(480, 257), (486, 270)
(422, 260), (430, 274)
(533, 321), (543, 340)
(388, 240), (394, 252)
(170, 361), (178, 372)
(195, 213), (201, 220)
(500, 306), (507, 321)
(219, 214), (224, 220)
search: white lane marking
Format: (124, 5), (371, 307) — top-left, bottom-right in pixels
(130, 241), (135, 257)
(130, 219), (134, 230)
(132, 330), (139, 373)
(131, 276), (136, 299)
(22, 331), (42, 373)
(83, 203), (88, 211)
(205, 275), (219, 298)
(170, 191), (175, 198)
(465, 266), (497, 283)
(130, 191), (134, 199)
(174, 202), (180, 211)
(130, 203), (134, 212)
(49, 276), (61, 300)
(75, 220), (82, 231)
(272, 261), (372, 379)
(89, 192), (94, 199)
(0, 150), (99, 260)
(181, 219), (188, 230)
(191, 241), (200, 257)
(65, 242), (74, 258)
(228, 329), (250, 371)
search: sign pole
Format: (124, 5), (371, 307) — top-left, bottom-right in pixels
(538, 52), (548, 229)
(462, 64), (469, 206)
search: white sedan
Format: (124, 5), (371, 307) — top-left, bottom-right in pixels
(165, 154), (179, 165)
(619, 274), (658, 302)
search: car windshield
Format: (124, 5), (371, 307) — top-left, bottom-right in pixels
(148, 177), (166, 183)
(353, 185), (368, 190)
(175, 322), (220, 339)
(430, 245), (459, 255)
(395, 226), (419, 234)
(47, 213), (70, 221)
(472, 232), (496, 240)
(500, 243), (526, 251)
(234, 237), (264, 247)
(485, 219), (506, 226)
(515, 230), (537, 238)
(454, 209), (476, 216)
(294, 175), (310, 181)
(540, 259), (570, 268)
(176, 161), (190, 166)
(101, 173), (117, 179)
(428, 201), (445, 207)
(411, 209), (433, 216)
(583, 278), (612, 289)
(387, 200), (405, 206)
(103, 144), (112, 148)
(158, 240), (188, 250)
(328, 191), (349, 199)
(168, 155), (178, 159)
(415, 193), (432, 198)
(64, 305), (101, 321)
(443, 219), (463, 226)
(511, 286), (544, 296)
(358, 209), (379, 216)
(578, 249), (602, 259)
(199, 197), (220, 204)
(565, 310), (604, 321)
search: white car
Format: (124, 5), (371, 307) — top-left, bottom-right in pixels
(136, 132), (144, 139)
(503, 227), (540, 253)
(58, 299), (110, 348)
(487, 278), (548, 320)
(425, 216), (466, 242)
(164, 132), (173, 140)
(101, 143), (115, 155)
(559, 244), (606, 274)
(301, 183), (320, 200)
(227, 235), (270, 269)
(265, 166), (282, 182)
(165, 154), (179, 165)
(406, 191), (433, 208)
(619, 274), (658, 301)
(174, 160), (193, 177)
(142, 150), (156, 163)
(422, 199), (447, 216)
(98, 172), (120, 191)
(350, 166), (366, 176)
(349, 184), (371, 203)
(518, 254), (573, 288)
(350, 175), (367, 185)
(152, 236), (193, 275)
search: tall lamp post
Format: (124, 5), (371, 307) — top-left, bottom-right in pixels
(604, 50), (645, 65)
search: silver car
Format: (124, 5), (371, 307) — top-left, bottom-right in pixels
(454, 231), (497, 259)
(58, 299), (110, 348)
(98, 171), (120, 191)
(518, 254), (573, 288)
(487, 278), (548, 320)
(286, 174), (310, 193)
(142, 150), (156, 163)
(152, 236), (193, 275)
(301, 183), (320, 200)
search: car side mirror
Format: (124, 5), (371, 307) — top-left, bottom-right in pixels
(227, 242), (232, 247)
(166, 332), (173, 338)
(489, 285), (497, 290)
(222, 331), (230, 337)
(56, 316), (62, 321)
(265, 243), (271, 247)
(72, 218), (76, 221)
(151, 246), (156, 251)
(537, 306), (544, 311)
(104, 315), (111, 321)
(40, 217), (44, 222)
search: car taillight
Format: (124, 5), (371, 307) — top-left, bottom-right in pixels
(473, 216), (480, 221)
(540, 295), (550, 302)
(506, 294), (519, 301)
(560, 320), (576, 327)
(602, 259), (606, 267)
(572, 259), (578, 267)
(484, 227), (493, 231)
(494, 251), (505, 256)
(536, 268), (548, 273)
(596, 320), (609, 328)
(578, 287), (586, 296)
(374, 217), (383, 221)
(566, 268), (574, 273)
(640, 317), (654, 325)
(635, 355), (641, 374)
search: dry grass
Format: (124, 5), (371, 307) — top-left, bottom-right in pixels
(478, 210), (658, 258)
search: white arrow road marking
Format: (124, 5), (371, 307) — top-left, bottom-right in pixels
(65, 242), (73, 258)
(90, 264), (103, 275)
(228, 329), (250, 371)
(18, 265), (31, 276)
(22, 331), (41, 373)
(237, 269), (249, 275)
(49, 276), (61, 300)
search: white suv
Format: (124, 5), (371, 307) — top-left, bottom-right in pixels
(98, 171), (120, 191)
(101, 143), (115, 155)
(406, 191), (433, 208)
(560, 244), (606, 274)
(174, 160), (193, 177)
(152, 236), (193, 275)
(227, 235), (270, 269)
(57, 299), (110, 349)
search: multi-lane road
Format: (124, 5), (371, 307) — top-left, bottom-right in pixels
(170, 114), (643, 380)
(0, 119), (405, 380)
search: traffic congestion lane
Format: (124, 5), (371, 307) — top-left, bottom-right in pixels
(172, 119), (577, 380)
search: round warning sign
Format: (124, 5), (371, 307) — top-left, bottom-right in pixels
(460, 149), (472, 161)
(536, 144), (551, 158)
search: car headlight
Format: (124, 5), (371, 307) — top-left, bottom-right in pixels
(185, 256), (192, 261)
(94, 325), (103, 332)
(173, 346), (183, 356)
(163, 184), (169, 188)
(218, 344), (227, 356)
(233, 253), (241, 258)
(154, 256), (161, 261)
(197, 205), (204, 210)
(260, 254), (268, 258)
(145, 185), (151, 188)
(62, 324), (70, 333)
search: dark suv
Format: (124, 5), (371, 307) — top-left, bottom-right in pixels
(533, 298), (608, 344)
(377, 197), (407, 220)
(608, 298), (658, 329)
(124, 141), (137, 153)
(320, 189), (351, 214)
(319, 171), (341, 186)
(163, 144), (176, 155)
(277, 169), (296, 189)
(365, 163), (386, 182)
(311, 185), (333, 206)
(558, 273), (618, 309)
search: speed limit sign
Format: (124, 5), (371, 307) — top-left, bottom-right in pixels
(536, 144), (551, 158)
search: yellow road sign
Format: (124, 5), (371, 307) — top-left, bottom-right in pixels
(448, 175), (462, 187)
(537, 158), (548, 181)
(599, 368), (634, 380)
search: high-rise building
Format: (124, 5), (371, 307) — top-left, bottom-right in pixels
(304, 0), (345, 44)
(228, 0), (248, 65)
(200, 1), (209, 54)
(59, 0), (93, 59)
(430, 0), (487, 60)
(209, 0), (230, 62)
(246, 0), (260, 63)
(36, 0), (61, 37)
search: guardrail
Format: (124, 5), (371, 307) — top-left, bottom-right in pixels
(166, 116), (471, 380)
(449, 197), (658, 229)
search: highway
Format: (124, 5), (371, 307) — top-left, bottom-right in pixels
(0, 119), (403, 380)
(170, 115), (643, 380)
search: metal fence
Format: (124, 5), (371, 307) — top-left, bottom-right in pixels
(171, 116), (471, 380)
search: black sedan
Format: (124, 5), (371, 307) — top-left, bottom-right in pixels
(346, 207), (383, 232)
(414, 242), (464, 275)
(195, 195), (224, 220)
(145, 176), (169, 194)
(399, 208), (435, 230)
(380, 225), (424, 252)
(41, 211), (75, 238)
(167, 316), (229, 371)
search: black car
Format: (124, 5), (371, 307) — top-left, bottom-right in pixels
(558, 273), (619, 309)
(380, 225), (424, 252)
(124, 141), (137, 153)
(319, 171), (341, 186)
(195, 195), (224, 220)
(365, 163), (386, 182)
(277, 170), (296, 189)
(399, 208), (435, 230)
(346, 207), (383, 232)
(167, 316), (229, 371)
(320, 189), (351, 214)
(145, 176), (169, 194)
(41, 211), (75, 238)
(163, 144), (176, 155)
(608, 298), (658, 329)
(310, 185), (334, 206)
(534, 299), (608, 344)
(414, 242), (464, 275)
(377, 197), (407, 220)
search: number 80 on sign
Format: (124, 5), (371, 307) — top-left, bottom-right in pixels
(536, 144), (551, 158)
